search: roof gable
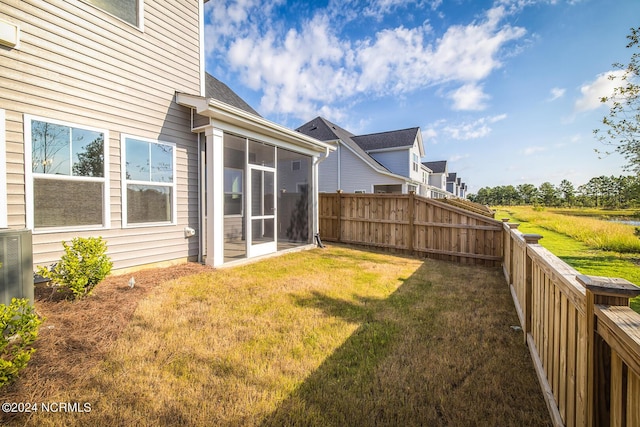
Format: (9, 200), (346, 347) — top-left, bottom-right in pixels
(295, 116), (355, 142)
(296, 117), (399, 176)
(423, 160), (447, 174)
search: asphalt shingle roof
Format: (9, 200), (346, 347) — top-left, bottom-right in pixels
(204, 73), (261, 117)
(423, 160), (447, 174)
(296, 117), (393, 175)
(351, 128), (419, 151)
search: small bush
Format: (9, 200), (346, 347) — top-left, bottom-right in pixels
(38, 237), (113, 299)
(0, 298), (42, 387)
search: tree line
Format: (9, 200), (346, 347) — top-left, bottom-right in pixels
(468, 175), (640, 208)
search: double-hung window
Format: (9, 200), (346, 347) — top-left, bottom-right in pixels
(26, 116), (109, 230)
(122, 136), (176, 226)
(412, 153), (419, 173)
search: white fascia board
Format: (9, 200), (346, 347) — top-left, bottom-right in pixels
(176, 93), (335, 155)
(365, 146), (412, 154)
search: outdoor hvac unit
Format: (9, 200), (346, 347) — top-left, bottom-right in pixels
(0, 229), (33, 306)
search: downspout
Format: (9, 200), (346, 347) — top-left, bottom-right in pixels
(313, 146), (331, 248)
(197, 132), (203, 263)
(336, 142), (341, 190)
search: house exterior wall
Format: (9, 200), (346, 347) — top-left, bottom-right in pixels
(1, 0), (202, 271)
(429, 173), (447, 191)
(317, 145), (338, 192)
(335, 145), (405, 193)
(368, 150), (408, 177)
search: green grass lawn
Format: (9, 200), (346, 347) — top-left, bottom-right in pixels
(495, 207), (640, 313)
(18, 246), (550, 427)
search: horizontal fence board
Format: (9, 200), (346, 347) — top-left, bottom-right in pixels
(319, 192), (502, 266)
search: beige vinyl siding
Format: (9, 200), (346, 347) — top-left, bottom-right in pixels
(1, 0), (202, 270)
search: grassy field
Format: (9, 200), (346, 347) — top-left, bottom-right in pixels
(495, 206), (640, 313)
(5, 246), (550, 426)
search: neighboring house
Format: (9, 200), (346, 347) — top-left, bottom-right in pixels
(447, 173), (467, 198)
(0, 0), (332, 271)
(422, 160), (449, 198)
(459, 182), (468, 199)
(296, 117), (444, 197)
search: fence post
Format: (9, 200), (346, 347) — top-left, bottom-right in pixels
(408, 191), (415, 254)
(522, 234), (542, 345)
(501, 219), (511, 284)
(336, 190), (342, 243)
(576, 274), (640, 427)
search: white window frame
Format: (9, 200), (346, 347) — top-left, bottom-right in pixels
(121, 134), (177, 228)
(81, 0), (144, 31)
(24, 115), (110, 232)
(0, 109), (6, 228)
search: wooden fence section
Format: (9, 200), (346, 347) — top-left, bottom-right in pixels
(503, 221), (640, 427)
(319, 192), (503, 266)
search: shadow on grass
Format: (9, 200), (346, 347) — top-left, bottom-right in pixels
(260, 260), (552, 427)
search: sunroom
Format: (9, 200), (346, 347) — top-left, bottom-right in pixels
(177, 81), (333, 267)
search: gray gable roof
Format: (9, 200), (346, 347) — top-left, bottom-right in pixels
(296, 117), (394, 175)
(423, 160), (447, 174)
(295, 116), (354, 142)
(204, 73), (261, 117)
(351, 127), (419, 151)
(447, 172), (458, 183)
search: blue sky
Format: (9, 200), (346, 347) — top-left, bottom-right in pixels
(204, 0), (640, 193)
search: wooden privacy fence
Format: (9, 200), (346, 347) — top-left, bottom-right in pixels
(503, 220), (640, 427)
(318, 191), (503, 266)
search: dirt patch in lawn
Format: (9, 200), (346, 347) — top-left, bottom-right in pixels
(1, 262), (212, 419)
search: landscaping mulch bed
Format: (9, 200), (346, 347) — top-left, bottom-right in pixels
(1, 263), (212, 413)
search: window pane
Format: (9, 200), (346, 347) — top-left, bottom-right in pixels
(224, 168), (243, 194)
(126, 138), (150, 181)
(31, 121), (70, 175)
(127, 185), (172, 223)
(34, 179), (103, 227)
(72, 129), (104, 177)
(150, 143), (173, 183)
(85, 0), (138, 26)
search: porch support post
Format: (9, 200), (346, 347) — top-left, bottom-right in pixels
(205, 126), (224, 267)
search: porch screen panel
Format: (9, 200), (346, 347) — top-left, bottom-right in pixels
(223, 133), (247, 261)
(277, 148), (312, 246)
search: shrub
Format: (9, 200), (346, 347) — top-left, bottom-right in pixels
(0, 298), (42, 387)
(38, 237), (113, 299)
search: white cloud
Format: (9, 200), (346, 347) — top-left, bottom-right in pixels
(548, 87), (565, 101)
(523, 146), (546, 155)
(574, 70), (627, 112)
(449, 153), (470, 162)
(449, 83), (490, 111)
(205, 1), (527, 120)
(427, 114), (507, 141)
